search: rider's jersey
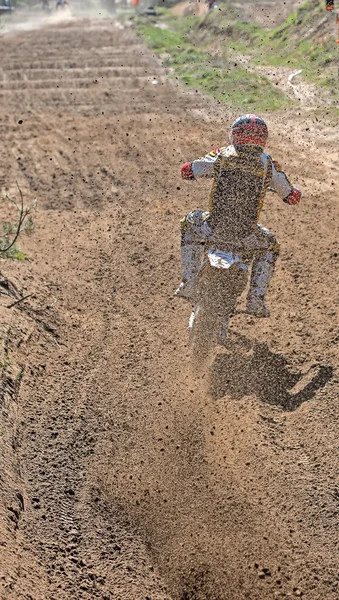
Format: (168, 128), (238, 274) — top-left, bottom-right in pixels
(190, 144), (294, 239)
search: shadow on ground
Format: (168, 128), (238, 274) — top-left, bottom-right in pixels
(209, 334), (333, 411)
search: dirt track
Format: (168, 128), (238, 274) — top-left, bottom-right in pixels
(234, 0), (305, 27)
(0, 15), (339, 600)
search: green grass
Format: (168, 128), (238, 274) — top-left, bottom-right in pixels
(0, 221), (27, 259)
(137, 0), (339, 109)
(202, 0), (339, 86)
(137, 17), (291, 112)
(0, 193), (36, 260)
(0, 242), (26, 260)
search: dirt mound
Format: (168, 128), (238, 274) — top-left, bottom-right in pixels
(0, 13), (338, 600)
(234, 0), (305, 27)
(171, 0), (306, 27)
(171, 0), (209, 18)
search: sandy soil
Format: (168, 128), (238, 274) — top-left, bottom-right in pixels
(172, 0), (305, 26)
(171, 2), (209, 18)
(0, 13), (338, 600)
(233, 0), (305, 27)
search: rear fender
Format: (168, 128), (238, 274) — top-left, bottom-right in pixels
(206, 249), (248, 273)
(197, 248), (249, 311)
(191, 250), (248, 357)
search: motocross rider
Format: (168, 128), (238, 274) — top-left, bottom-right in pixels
(56, 0), (69, 9)
(175, 114), (301, 317)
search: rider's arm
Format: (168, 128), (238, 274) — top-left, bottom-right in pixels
(271, 159), (302, 205)
(181, 148), (222, 180)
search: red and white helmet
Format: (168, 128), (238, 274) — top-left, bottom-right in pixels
(231, 114), (268, 149)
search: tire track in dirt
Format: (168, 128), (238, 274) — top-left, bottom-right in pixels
(0, 15), (338, 600)
(0, 19), (183, 600)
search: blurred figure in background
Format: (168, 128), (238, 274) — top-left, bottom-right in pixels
(326, 0), (339, 43)
(56, 0), (70, 10)
(206, 0), (217, 10)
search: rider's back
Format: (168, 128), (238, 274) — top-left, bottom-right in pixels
(209, 144), (271, 241)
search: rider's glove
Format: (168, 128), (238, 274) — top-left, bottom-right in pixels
(181, 162), (195, 180)
(284, 187), (301, 205)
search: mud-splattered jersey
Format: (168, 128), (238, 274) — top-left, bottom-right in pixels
(189, 144), (294, 239)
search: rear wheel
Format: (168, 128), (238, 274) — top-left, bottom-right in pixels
(189, 262), (248, 384)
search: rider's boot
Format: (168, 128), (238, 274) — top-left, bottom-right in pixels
(175, 209), (211, 303)
(246, 250), (277, 318)
(175, 241), (202, 303)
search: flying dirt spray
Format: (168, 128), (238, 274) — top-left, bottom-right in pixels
(71, 0), (117, 14)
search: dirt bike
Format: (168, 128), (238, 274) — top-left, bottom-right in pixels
(189, 244), (253, 369)
(0, 0), (14, 14)
(56, 0), (70, 9)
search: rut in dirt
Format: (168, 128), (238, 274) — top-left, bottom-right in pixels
(0, 18), (180, 600)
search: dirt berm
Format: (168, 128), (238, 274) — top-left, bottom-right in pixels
(0, 14), (338, 600)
